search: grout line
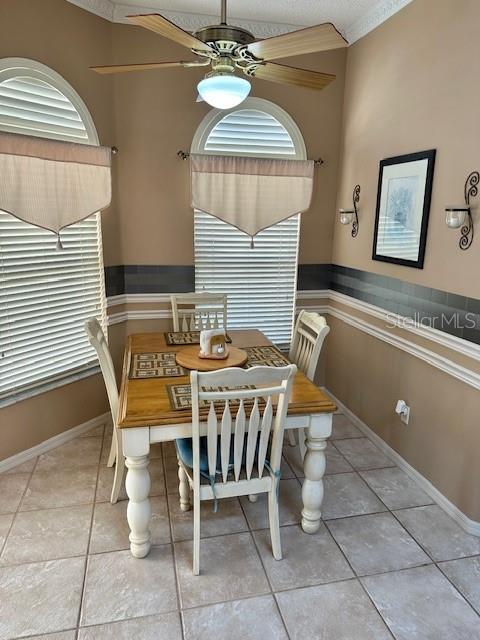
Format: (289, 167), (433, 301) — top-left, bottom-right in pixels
(75, 427), (104, 638)
(162, 446), (186, 640)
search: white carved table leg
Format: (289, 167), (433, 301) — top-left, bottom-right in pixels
(178, 460), (191, 511)
(301, 413), (332, 534)
(123, 428), (152, 558)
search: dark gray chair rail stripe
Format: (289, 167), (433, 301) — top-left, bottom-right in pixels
(104, 264), (480, 345)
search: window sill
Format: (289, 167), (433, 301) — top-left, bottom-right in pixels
(0, 364), (101, 409)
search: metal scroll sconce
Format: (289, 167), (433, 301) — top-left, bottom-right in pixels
(445, 170), (479, 250)
(339, 184), (360, 237)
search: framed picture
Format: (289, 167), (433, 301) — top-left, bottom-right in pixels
(372, 149), (436, 269)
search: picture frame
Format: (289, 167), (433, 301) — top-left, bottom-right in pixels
(372, 149), (436, 269)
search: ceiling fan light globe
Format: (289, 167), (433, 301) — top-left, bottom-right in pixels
(197, 74), (251, 109)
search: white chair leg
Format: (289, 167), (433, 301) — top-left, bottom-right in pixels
(287, 430), (296, 447)
(106, 427), (117, 468)
(193, 491), (201, 575)
(110, 428), (124, 503)
(298, 428), (307, 460)
(178, 460), (191, 511)
(268, 487), (282, 560)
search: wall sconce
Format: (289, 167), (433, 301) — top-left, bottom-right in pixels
(339, 184), (360, 237)
(445, 170), (478, 250)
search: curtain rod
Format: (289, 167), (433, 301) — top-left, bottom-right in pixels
(176, 150), (324, 165)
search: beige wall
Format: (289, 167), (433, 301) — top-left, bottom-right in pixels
(0, 0), (113, 458)
(328, 0), (480, 520)
(111, 23), (346, 265)
(333, 0), (480, 299)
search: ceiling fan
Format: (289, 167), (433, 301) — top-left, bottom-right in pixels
(91, 0), (348, 109)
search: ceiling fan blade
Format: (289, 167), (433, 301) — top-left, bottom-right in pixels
(90, 60), (209, 75)
(127, 14), (214, 54)
(247, 23), (347, 61)
(247, 62), (335, 90)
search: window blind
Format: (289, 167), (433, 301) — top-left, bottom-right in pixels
(0, 71), (105, 401)
(194, 107), (302, 347)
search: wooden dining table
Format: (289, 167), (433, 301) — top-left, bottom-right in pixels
(118, 329), (336, 558)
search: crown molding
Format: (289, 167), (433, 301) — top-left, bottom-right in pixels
(345, 0), (413, 43)
(111, 3), (297, 38)
(67, 0), (413, 43)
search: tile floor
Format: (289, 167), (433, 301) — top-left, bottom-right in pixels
(1, 413), (480, 639)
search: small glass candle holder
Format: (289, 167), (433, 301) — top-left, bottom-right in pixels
(339, 208), (354, 225)
(445, 206), (468, 229)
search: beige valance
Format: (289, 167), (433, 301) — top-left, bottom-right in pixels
(0, 132), (112, 243)
(191, 154), (314, 243)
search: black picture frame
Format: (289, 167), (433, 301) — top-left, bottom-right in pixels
(372, 149), (436, 269)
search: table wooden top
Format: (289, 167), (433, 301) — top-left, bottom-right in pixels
(118, 329), (336, 428)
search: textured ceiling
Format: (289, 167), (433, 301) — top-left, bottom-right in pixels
(68, 0), (413, 42)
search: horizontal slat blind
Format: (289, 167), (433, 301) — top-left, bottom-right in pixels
(194, 107), (301, 347)
(0, 71), (105, 400)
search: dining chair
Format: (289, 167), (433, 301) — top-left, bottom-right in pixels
(84, 317), (124, 503)
(170, 292), (227, 331)
(176, 363), (297, 575)
(287, 311), (330, 456)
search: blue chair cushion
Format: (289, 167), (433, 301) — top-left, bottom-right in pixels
(175, 436), (211, 473)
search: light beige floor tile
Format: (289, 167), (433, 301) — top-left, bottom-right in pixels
(321, 473), (387, 520)
(282, 442), (352, 477)
(164, 455), (180, 495)
(150, 443), (163, 459)
(439, 556), (480, 614)
(1, 504), (92, 566)
(0, 557), (85, 639)
(81, 546), (177, 627)
(0, 473), (30, 514)
(80, 424), (105, 438)
(182, 595), (288, 640)
(360, 467), (433, 509)
(2, 458), (37, 474)
(239, 479), (302, 530)
(95, 458), (165, 503)
(36, 437), (103, 472)
(325, 442), (354, 474)
(332, 414), (363, 439)
(277, 579), (392, 640)
(175, 532), (270, 609)
(334, 437), (394, 470)
(95, 466), (127, 503)
(169, 497), (247, 542)
(163, 440), (177, 458)
(21, 466), (98, 511)
(326, 512), (430, 576)
(90, 496), (170, 553)
(280, 456), (296, 479)
(0, 514), (13, 552)
(394, 505), (480, 561)
(100, 434), (113, 465)
(79, 612), (182, 639)
(362, 565), (480, 640)
(254, 523), (353, 590)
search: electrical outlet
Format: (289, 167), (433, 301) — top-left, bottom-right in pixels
(395, 400), (410, 425)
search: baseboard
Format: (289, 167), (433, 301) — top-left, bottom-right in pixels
(0, 412), (111, 473)
(323, 388), (480, 537)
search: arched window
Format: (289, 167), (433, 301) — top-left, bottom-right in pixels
(0, 58), (106, 403)
(192, 98), (305, 346)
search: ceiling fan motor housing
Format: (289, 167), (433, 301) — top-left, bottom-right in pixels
(193, 25), (256, 49)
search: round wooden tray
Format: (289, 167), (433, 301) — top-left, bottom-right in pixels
(176, 345), (248, 371)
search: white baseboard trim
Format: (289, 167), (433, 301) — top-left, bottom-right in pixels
(324, 388), (480, 537)
(0, 412), (111, 474)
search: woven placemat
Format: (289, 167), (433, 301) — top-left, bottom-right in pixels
(167, 383), (255, 411)
(244, 346), (290, 368)
(129, 352), (186, 379)
(165, 331), (232, 346)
